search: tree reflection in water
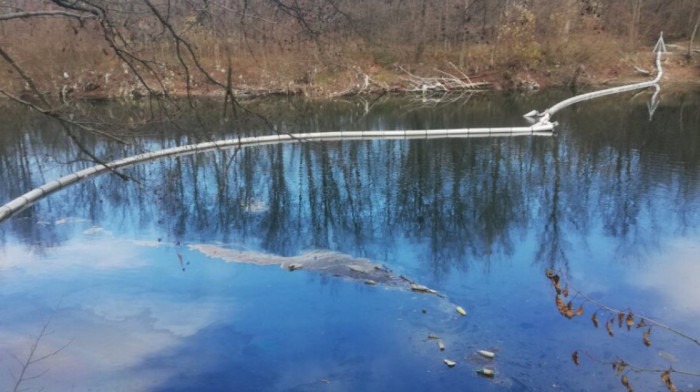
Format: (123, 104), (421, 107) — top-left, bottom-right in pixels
(1, 91), (700, 277)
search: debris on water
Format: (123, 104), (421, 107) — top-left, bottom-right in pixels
(456, 306), (467, 316)
(437, 340), (445, 351)
(422, 308), (427, 314)
(427, 333), (441, 340)
(444, 359), (457, 367)
(658, 351), (678, 362)
(189, 244), (444, 295)
(477, 350), (495, 359)
(364, 279), (377, 285)
(411, 283), (437, 294)
(477, 368), (495, 378)
(348, 264), (373, 274)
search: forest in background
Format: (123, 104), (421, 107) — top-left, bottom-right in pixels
(0, 0), (699, 100)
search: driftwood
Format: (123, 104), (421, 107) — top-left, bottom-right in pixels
(400, 63), (490, 93)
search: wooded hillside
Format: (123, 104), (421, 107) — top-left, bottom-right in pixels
(1, 0), (698, 98)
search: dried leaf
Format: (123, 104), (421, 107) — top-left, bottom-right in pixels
(626, 313), (634, 331)
(606, 320), (615, 337)
(615, 361), (626, 377)
(565, 301), (575, 319)
(562, 287), (569, 297)
(592, 312), (599, 328)
(661, 370), (677, 392)
(643, 328), (652, 347)
(575, 305), (584, 317)
(621, 374), (633, 392)
(618, 312), (625, 328)
(411, 283), (436, 294)
(556, 296), (568, 316)
(636, 319), (647, 328)
(549, 274), (562, 294)
(572, 351), (579, 365)
(545, 269), (555, 279)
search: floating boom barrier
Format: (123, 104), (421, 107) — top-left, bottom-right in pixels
(0, 126), (554, 224)
(0, 34), (668, 225)
(524, 33), (667, 124)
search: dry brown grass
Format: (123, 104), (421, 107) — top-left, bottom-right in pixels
(0, 16), (696, 99)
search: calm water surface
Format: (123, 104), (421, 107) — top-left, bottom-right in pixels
(1, 90), (700, 391)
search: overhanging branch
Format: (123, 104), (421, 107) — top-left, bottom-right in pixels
(0, 11), (95, 22)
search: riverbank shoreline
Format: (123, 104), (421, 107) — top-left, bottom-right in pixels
(1, 45), (697, 103)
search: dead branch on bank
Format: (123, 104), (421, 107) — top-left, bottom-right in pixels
(400, 63), (491, 94)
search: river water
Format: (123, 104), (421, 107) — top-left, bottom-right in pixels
(1, 90), (699, 391)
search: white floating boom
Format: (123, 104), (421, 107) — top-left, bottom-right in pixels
(524, 33), (667, 122)
(1, 33), (669, 225)
(0, 125), (554, 224)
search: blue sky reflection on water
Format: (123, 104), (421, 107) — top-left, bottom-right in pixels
(1, 91), (700, 391)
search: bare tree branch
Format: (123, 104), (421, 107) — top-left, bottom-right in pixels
(0, 10), (95, 21)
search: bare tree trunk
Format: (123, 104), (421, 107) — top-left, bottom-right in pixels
(688, 8), (700, 60)
(629, 0), (643, 47)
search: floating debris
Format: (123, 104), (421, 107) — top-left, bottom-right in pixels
(437, 340), (446, 351)
(477, 350), (495, 359)
(422, 308), (427, 314)
(658, 351), (678, 363)
(456, 306), (467, 316)
(411, 283), (437, 294)
(364, 280), (377, 285)
(349, 264), (374, 274)
(427, 333), (441, 340)
(444, 359), (457, 367)
(477, 368), (495, 378)
(189, 245), (443, 295)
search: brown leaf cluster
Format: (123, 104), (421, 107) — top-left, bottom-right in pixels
(572, 351), (579, 365)
(554, 295), (585, 319)
(643, 328), (652, 347)
(547, 271), (588, 320)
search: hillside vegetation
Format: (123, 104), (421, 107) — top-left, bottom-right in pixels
(1, 0), (699, 99)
